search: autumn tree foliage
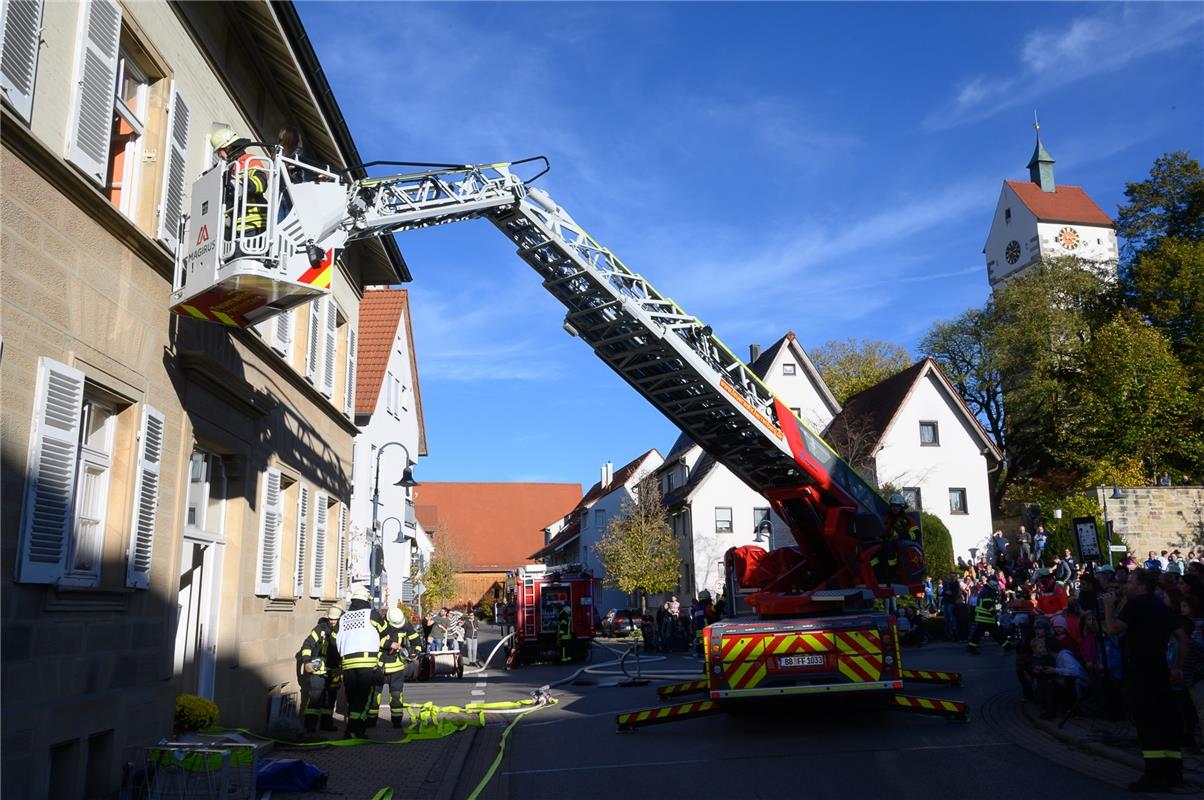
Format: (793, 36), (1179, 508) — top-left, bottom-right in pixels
(810, 338), (913, 404)
(594, 476), (680, 613)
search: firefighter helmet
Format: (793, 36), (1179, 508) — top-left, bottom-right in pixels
(210, 127), (239, 152)
(325, 605), (343, 621)
(889, 493), (907, 508)
(350, 584), (371, 602)
(386, 608), (405, 627)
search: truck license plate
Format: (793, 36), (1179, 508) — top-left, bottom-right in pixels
(778, 654), (825, 669)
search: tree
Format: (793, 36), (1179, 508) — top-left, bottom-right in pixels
(920, 307), (1008, 509)
(418, 536), (464, 611)
(919, 512), (955, 580)
(1063, 311), (1202, 480)
(809, 338), (912, 404)
(1116, 151), (1204, 262)
(1125, 237), (1204, 383)
(594, 476), (680, 613)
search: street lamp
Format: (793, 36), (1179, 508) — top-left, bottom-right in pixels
(371, 442), (419, 605)
(1100, 485), (1124, 567)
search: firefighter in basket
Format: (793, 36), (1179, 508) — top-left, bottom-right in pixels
(297, 605), (342, 733)
(557, 606), (574, 663)
(870, 493), (920, 585)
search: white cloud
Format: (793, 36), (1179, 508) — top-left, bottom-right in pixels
(925, 4), (1204, 130)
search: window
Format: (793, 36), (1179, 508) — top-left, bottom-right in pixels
(753, 507), (771, 536)
(594, 508), (606, 530)
(782, 363), (797, 375)
(1005, 208), (1012, 224)
(106, 48), (149, 215)
(16, 358), (163, 589)
(0, 0), (46, 121)
(919, 421), (940, 446)
(901, 487), (922, 511)
(185, 451), (225, 535)
(665, 472), (675, 493)
(715, 507), (733, 533)
(949, 488), (967, 515)
(66, 396), (117, 585)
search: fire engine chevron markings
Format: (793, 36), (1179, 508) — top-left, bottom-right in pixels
(617, 700), (719, 730)
(657, 679), (709, 698)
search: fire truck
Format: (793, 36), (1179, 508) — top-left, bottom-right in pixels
(498, 564), (596, 666)
(171, 153), (965, 728)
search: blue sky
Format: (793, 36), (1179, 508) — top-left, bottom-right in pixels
(299, 1), (1203, 485)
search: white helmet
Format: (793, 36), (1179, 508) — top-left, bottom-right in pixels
(325, 605), (343, 621)
(386, 608), (405, 627)
(889, 493), (907, 508)
(209, 127), (238, 152)
(350, 584), (371, 602)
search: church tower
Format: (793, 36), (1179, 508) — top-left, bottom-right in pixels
(983, 119), (1118, 289)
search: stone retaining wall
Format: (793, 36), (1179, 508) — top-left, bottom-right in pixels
(1091, 486), (1204, 556)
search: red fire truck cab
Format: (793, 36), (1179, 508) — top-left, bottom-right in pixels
(500, 564), (596, 665)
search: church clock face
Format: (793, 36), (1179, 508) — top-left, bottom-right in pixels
(1005, 240), (1021, 264)
(1056, 226), (1081, 250)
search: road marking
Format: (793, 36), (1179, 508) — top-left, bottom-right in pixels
(502, 741), (1009, 776)
(476, 682), (487, 687)
(471, 690), (486, 696)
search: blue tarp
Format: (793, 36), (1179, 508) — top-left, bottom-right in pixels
(255, 758), (328, 791)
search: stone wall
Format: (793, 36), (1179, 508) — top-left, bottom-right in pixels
(1091, 486), (1204, 556)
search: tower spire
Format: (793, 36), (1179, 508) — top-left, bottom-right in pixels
(1027, 112), (1056, 192)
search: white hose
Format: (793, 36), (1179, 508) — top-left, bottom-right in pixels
(462, 632), (515, 676)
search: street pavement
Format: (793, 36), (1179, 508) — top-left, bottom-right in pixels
(272, 630), (1203, 799)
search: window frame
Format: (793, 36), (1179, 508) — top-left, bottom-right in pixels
(900, 487), (922, 512)
(919, 420), (940, 447)
(107, 47), (150, 217)
(62, 395), (117, 587)
(714, 506), (733, 533)
(948, 488), (968, 515)
(782, 363), (797, 376)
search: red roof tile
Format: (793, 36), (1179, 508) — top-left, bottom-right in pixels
(355, 288), (427, 454)
(1005, 180), (1114, 227)
(413, 482), (583, 571)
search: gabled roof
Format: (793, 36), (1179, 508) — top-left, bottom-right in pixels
(355, 288), (427, 454)
(1004, 180), (1114, 227)
(824, 358), (1003, 464)
(661, 450), (720, 508)
(530, 448), (662, 559)
(748, 331), (841, 417)
(414, 482), (582, 571)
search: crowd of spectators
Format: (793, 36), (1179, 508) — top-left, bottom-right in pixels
(929, 536), (1203, 791)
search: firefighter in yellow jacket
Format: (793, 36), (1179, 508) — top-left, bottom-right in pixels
(557, 606), (574, 663)
(297, 606), (341, 733)
(336, 586), (383, 738)
(870, 493), (920, 584)
(375, 607), (411, 728)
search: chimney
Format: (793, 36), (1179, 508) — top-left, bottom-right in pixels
(749, 344), (761, 363)
(601, 461), (613, 487)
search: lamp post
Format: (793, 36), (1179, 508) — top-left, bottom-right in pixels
(371, 442), (418, 605)
(754, 518), (773, 548)
(1100, 486), (1123, 567)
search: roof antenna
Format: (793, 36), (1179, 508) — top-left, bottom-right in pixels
(1033, 109), (1040, 134)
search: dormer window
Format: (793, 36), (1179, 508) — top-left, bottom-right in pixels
(782, 363), (796, 376)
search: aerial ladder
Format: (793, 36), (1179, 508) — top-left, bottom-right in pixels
(171, 153), (966, 726)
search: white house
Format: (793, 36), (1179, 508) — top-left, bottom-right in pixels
(348, 287), (431, 607)
(825, 358), (1004, 559)
(984, 127), (1118, 288)
(534, 449), (664, 612)
(657, 332), (841, 600)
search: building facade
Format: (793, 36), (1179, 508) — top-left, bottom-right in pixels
(0, 2), (404, 795)
(348, 287), (430, 608)
(826, 359), (1005, 559)
(536, 451), (664, 612)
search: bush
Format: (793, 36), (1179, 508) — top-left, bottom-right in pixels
(920, 512), (955, 578)
(174, 694), (219, 733)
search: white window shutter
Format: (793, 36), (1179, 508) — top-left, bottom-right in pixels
(0, 0), (45, 121)
(255, 468), (282, 596)
(65, 0), (121, 184)
(343, 327), (356, 417)
(16, 357), (85, 584)
(321, 298), (336, 398)
(335, 504), (347, 597)
(272, 309), (292, 357)
(125, 405), (164, 589)
(294, 485), (308, 597)
(310, 493), (327, 597)
(305, 301), (320, 382)
(156, 82), (189, 252)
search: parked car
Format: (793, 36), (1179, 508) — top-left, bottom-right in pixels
(601, 608), (645, 637)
